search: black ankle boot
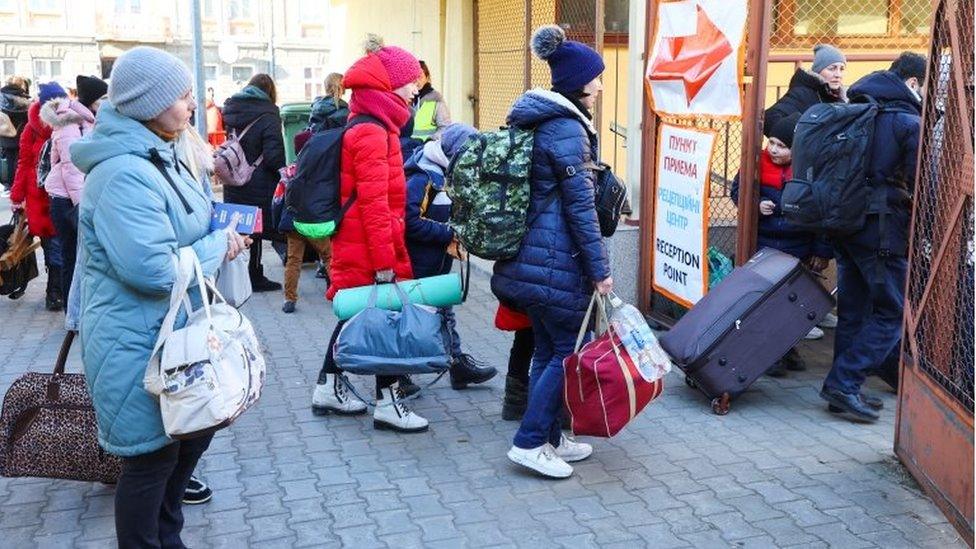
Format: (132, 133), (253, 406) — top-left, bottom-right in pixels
(45, 266), (63, 312)
(502, 376), (528, 421)
(450, 353), (498, 390)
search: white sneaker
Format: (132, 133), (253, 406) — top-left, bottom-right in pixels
(508, 443), (573, 478)
(804, 326), (825, 340)
(554, 433), (593, 463)
(312, 374), (367, 416)
(373, 383), (429, 433)
(818, 312), (838, 329)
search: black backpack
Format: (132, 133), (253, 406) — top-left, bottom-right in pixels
(780, 98), (881, 235)
(285, 115), (382, 239)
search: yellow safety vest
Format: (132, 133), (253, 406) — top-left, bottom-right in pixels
(411, 99), (439, 140)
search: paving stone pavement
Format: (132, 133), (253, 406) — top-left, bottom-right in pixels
(0, 242), (965, 548)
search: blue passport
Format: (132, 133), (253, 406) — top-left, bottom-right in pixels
(211, 203), (263, 234)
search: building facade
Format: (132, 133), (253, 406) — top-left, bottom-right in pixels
(0, 0), (332, 103)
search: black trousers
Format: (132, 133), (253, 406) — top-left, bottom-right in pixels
(114, 434), (213, 549)
(318, 319), (397, 398)
(507, 327), (533, 384)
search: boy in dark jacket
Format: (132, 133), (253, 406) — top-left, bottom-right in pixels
(403, 123), (497, 389)
(820, 52), (926, 423)
(764, 44), (847, 137)
(732, 112), (833, 373)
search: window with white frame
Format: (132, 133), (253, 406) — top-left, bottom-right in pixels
(298, 0), (325, 22)
(0, 0), (16, 13)
(204, 64), (217, 82)
(28, 0), (59, 12)
(232, 65), (254, 84)
(229, 0), (253, 20)
(114, 0), (141, 14)
(202, 0), (215, 18)
(33, 59), (62, 82)
(304, 67), (323, 100)
(1, 59), (16, 81)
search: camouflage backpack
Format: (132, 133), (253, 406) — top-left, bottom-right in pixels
(446, 127), (541, 261)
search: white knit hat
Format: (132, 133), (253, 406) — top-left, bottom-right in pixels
(109, 46), (192, 121)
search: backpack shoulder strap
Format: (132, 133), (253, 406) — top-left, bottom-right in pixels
(337, 114), (388, 213)
(236, 112), (273, 139)
(147, 148), (194, 215)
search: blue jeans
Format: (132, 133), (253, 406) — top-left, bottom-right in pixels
(439, 306), (463, 358)
(824, 232), (908, 395)
(49, 196), (77, 301)
(513, 307), (581, 449)
(40, 235), (62, 269)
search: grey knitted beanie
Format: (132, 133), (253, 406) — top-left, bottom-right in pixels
(811, 44), (846, 74)
(109, 46), (192, 121)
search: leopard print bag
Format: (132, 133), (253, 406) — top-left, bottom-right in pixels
(0, 332), (122, 483)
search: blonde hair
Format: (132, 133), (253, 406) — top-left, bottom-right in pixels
(176, 129), (215, 186)
(325, 73), (344, 103)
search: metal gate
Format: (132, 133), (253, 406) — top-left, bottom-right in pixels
(895, 0), (974, 544)
(474, 0), (603, 130)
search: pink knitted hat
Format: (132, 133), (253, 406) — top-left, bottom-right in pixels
(373, 46), (421, 90)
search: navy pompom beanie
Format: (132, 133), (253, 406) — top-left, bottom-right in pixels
(531, 25), (605, 93)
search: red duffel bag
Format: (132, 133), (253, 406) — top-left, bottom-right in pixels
(564, 292), (663, 437)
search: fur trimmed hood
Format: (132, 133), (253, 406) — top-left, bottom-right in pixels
(40, 97), (95, 129)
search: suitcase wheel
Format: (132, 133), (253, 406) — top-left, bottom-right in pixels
(684, 376), (697, 389)
(711, 393), (731, 415)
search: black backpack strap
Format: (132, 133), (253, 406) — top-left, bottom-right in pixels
(334, 115), (386, 216)
(148, 148), (193, 215)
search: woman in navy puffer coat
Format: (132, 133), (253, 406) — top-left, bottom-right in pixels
(494, 25), (612, 479)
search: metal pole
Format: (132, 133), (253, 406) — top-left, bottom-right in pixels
(269, 2), (277, 79)
(190, 0), (207, 137)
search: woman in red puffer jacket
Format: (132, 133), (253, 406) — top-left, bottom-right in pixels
(311, 37), (430, 434)
(10, 83), (65, 310)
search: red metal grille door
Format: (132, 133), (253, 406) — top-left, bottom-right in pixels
(895, 0), (975, 544)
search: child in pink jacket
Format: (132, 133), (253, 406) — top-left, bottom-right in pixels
(41, 75), (105, 308)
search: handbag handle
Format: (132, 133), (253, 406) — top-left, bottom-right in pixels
(366, 278), (413, 310)
(573, 291), (612, 352)
(52, 330), (75, 376)
(149, 247), (210, 370)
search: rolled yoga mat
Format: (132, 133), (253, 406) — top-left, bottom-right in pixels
(332, 274), (464, 320)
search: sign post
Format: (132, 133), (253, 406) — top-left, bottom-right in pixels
(651, 123), (715, 307)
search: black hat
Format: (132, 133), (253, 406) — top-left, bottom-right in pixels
(76, 75), (108, 110)
(890, 52), (927, 82)
(768, 112), (801, 149)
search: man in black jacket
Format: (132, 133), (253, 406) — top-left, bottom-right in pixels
(764, 44), (847, 137)
(820, 52), (926, 422)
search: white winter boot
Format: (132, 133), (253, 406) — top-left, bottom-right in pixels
(312, 374), (367, 416)
(373, 382), (429, 433)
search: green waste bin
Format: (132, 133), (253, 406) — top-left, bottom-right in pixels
(281, 102), (312, 164)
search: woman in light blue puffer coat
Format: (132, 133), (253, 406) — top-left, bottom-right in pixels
(71, 46), (248, 547)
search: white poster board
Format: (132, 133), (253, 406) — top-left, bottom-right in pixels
(652, 123), (715, 307)
(645, 0), (748, 118)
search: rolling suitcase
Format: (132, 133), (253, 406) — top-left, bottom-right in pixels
(659, 248), (834, 414)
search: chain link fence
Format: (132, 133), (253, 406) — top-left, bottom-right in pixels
(771, 0), (932, 49)
(904, 0), (974, 413)
(475, 1), (603, 131)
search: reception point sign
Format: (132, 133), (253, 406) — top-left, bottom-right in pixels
(653, 123), (715, 307)
(645, 0), (748, 118)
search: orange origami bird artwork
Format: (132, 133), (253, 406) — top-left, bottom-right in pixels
(646, 4), (733, 106)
